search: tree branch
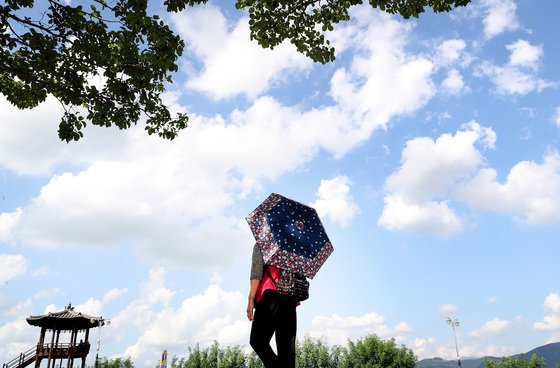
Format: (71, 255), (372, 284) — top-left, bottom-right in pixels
(7, 12), (74, 44)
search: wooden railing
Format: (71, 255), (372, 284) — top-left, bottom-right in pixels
(3, 343), (91, 368)
(37, 343), (91, 356)
(2, 346), (36, 368)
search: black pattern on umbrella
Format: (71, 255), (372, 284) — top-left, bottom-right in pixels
(246, 193), (334, 279)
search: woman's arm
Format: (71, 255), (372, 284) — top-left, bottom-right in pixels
(247, 279), (260, 321)
(248, 244), (264, 321)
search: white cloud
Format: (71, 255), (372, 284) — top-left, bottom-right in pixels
(433, 39), (469, 68)
(33, 288), (62, 300)
(478, 40), (554, 96)
(0, 254), (27, 284)
(31, 266), (53, 278)
(136, 215), (253, 270)
(378, 195), (464, 236)
(2, 102), (320, 269)
(329, 11), (435, 130)
(534, 293), (560, 336)
(0, 319), (37, 362)
(107, 268), (176, 346)
(441, 69), (469, 95)
(544, 293), (560, 313)
(304, 311), (413, 346)
(75, 297), (104, 317)
(0, 294), (14, 312)
(0, 94), (129, 177)
(554, 107), (560, 127)
(484, 345), (516, 356)
(1, 6), (439, 270)
(411, 337), (441, 360)
(411, 337), (513, 361)
(507, 40), (542, 70)
(378, 121), (495, 236)
(439, 304), (460, 315)
(4, 299), (33, 318)
(2, 123), (255, 269)
(534, 314), (560, 332)
(460, 343), (515, 359)
(107, 269), (247, 367)
(0, 97), (65, 176)
(210, 272), (224, 285)
(380, 119), (560, 235)
(481, 0), (519, 39)
(103, 288), (129, 304)
(456, 151), (560, 225)
(488, 296), (497, 304)
(310, 175), (360, 227)
(0, 209), (21, 243)
(0, 299), (36, 362)
(480, 62), (553, 95)
(43, 304), (58, 314)
(468, 317), (511, 338)
(384, 121), (495, 203)
(172, 4), (311, 100)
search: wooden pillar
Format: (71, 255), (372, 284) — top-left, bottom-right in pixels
(36, 327), (47, 368)
(66, 328), (75, 368)
(80, 340), (86, 368)
(77, 328), (88, 368)
(72, 327), (77, 368)
(39, 327), (46, 346)
(47, 329), (56, 368)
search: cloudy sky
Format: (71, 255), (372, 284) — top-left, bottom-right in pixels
(1, 0), (560, 366)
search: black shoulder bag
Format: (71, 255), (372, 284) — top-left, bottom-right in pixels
(265, 267), (309, 302)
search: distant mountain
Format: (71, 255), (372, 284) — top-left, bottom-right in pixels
(417, 342), (560, 368)
(417, 356), (486, 368)
(522, 343), (560, 367)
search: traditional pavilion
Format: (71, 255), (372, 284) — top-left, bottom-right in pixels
(2, 304), (105, 368)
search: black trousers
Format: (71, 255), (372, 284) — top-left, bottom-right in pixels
(250, 290), (297, 368)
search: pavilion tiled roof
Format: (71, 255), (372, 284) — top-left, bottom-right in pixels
(27, 304), (105, 330)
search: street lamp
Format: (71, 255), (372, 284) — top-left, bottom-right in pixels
(91, 319), (111, 368)
(446, 317), (461, 368)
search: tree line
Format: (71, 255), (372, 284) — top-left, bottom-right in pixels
(94, 334), (551, 368)
(96, 334), (416, 368)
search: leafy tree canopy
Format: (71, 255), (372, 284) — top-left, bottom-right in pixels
(296, 336), (343, 368)
(159, 335), (414, 368)
(1, 0), (471, 142)
(168, 341), (249, 368)
(236, 0), (471, 64)
(485, 354), (548, 368)
(96, 356), (135, 368)
(340, 334), (416, 368)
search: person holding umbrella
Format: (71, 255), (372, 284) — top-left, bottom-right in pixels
(247, 244), (297, 368)
(245, 193), (334, 368)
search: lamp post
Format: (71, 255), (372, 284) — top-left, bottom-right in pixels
(446, 317), (461, 368)
(91, 318), (111, 368)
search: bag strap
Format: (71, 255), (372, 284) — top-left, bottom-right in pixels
(264, 266), (279, 289)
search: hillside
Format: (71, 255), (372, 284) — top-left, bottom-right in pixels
(417, 342), (560, 368)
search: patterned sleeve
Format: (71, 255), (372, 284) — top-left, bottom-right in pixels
(250, 243), (264, 280)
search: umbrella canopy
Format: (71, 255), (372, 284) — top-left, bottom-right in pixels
(246, 193), (333, 279)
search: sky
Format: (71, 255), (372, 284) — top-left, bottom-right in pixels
(1, 0), (560, 366)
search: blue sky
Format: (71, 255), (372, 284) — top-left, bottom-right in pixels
(1, 0), (560, 366)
